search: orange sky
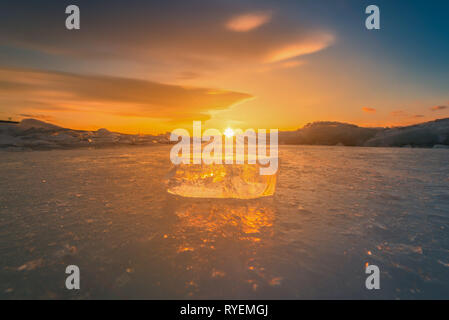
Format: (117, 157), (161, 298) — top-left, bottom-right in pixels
(0, 1), (448, 134)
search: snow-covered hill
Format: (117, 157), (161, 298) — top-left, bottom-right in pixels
(278, 118), (449, 148)
(2, 118), (449, 150)
(364, 118), (449, 147)
(0, 119), (170, 150)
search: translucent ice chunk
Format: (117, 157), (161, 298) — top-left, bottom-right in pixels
(165, 162), (277, 199)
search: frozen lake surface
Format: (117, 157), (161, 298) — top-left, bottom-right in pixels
(0, 145), (448, 299)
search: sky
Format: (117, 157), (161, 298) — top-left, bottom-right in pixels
(0, 0), (448, 134)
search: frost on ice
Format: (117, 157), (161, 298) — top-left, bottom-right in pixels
(165, 162), (277, 199)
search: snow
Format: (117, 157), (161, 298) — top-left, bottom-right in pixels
(19, 118), (62, 131)
(0, 118), (169, 150)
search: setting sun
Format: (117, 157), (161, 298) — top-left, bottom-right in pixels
(224, 127), (235, 138)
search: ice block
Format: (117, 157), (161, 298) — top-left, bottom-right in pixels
(165, 162), (277, 199)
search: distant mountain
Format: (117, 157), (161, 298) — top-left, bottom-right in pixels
(279, 121), (381, 146)
(0, 118), (170, 150)
(1, 117), (449, 150)
(279, 118), (449, 148)
(19, 118), (63, 131)
(363, 118), (449, 147)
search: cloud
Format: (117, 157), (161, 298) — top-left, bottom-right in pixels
(430, 105), (448, 111)
(257, 59), (306, 72)
(362, 107), (376, 113)
(0, 1), (335, 70)
(0, 68), (252, 125)
(226, 11), (272, 32)
(264, 33), (335, 63)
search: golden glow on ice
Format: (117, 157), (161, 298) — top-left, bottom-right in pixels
(166, 163), (277, 199)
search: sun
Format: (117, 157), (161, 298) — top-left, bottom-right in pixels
(224, 127), (235, 138)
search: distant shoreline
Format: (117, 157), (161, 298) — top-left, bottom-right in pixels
(1, 118), (449, 150)
(1, 141), (449, 153)
(0, 120), (19, 124)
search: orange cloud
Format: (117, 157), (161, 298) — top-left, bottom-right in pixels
(362, 107), (376, 113)
(0, 68), (252, 131)
(264, 33), (335, 63)
(226, 12), (272, 32)
(430, 105), (448, 111)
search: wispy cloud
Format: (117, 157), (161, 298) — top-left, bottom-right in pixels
(430, 105), (448, 111)
(362, 107), (376, 113)
(226, 11), (272, 32)
(0, 68), (252, 126)
(0, 1), (336, 72)
(264, 33), (334, 63)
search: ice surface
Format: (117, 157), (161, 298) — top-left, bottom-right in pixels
(165, 162), (277, 199)
(1, 146), (449, 299)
